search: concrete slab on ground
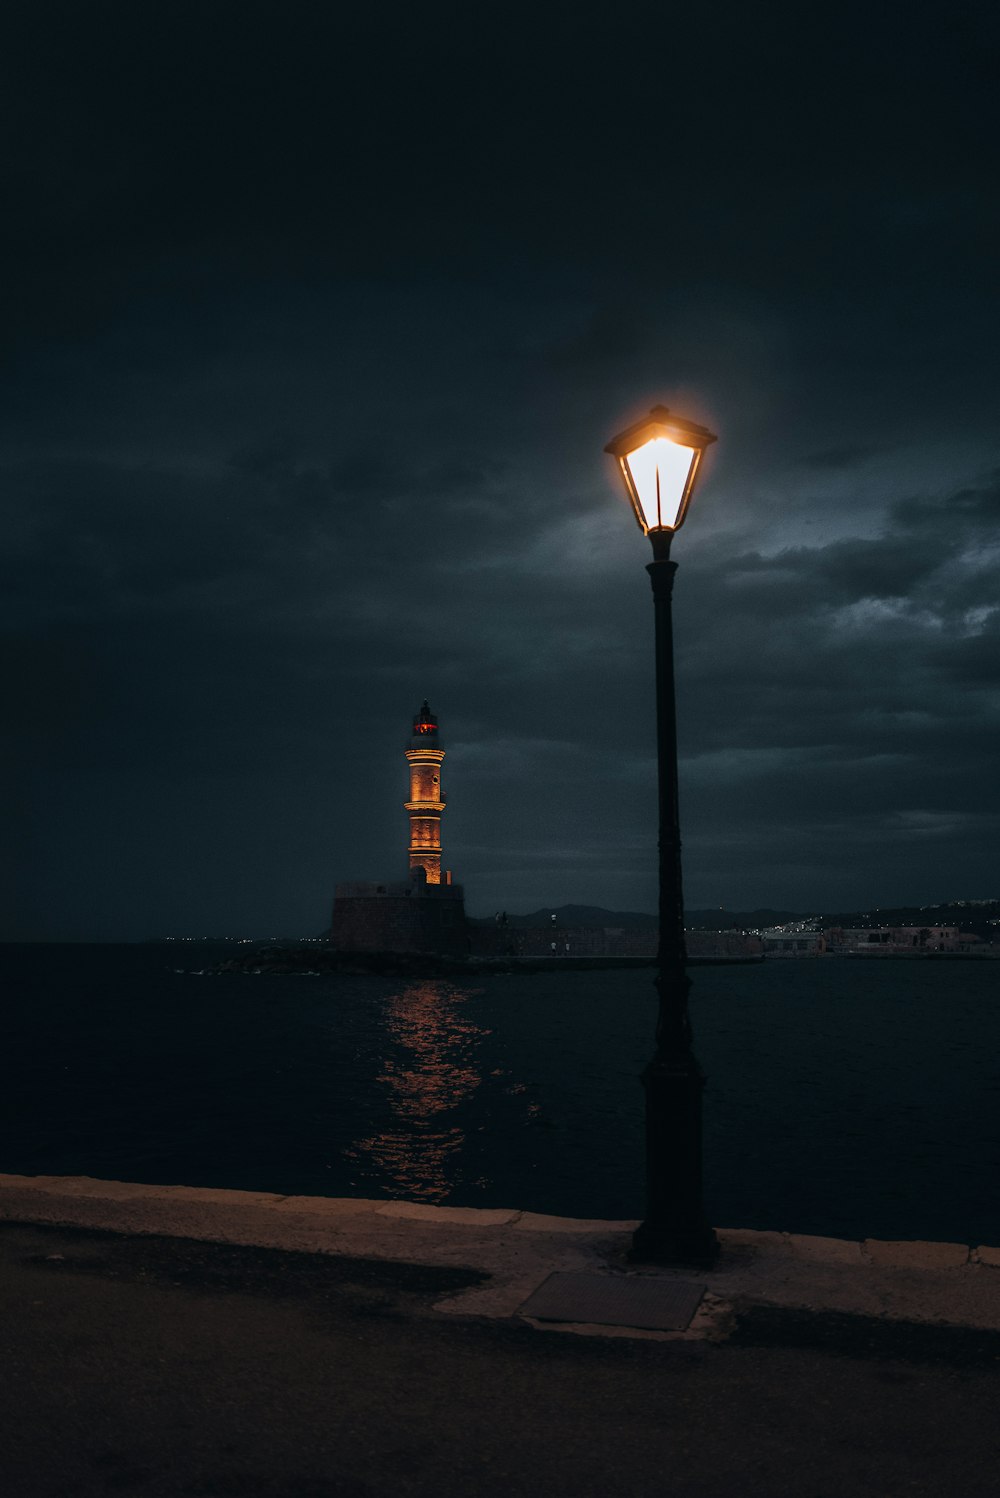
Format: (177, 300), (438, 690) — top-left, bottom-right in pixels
(519, 1270), (706, 1331)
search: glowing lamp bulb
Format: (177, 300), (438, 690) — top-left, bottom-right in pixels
(622, 436), (699, 532)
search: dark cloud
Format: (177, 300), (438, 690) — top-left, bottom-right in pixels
(801, 446), (885, 471)
(659, 471), (1000, 907)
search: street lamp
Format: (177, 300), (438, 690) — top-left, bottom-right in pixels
(605, 403), (719, 1265)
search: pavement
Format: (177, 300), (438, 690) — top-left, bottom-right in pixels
(3, 1173), (1000, 1496)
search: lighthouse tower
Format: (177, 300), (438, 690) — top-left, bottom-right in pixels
(329, 701), (465, 954)
(405, 700), (447, 884)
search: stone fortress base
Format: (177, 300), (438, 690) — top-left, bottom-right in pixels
(330, 878), (468, 957)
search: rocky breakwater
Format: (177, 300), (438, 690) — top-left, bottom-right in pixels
(210, 945), (476, 977)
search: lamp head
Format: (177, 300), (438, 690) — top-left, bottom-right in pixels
(604, 404), (716, 538)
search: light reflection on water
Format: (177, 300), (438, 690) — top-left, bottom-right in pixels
(347, 981), (489, 1201)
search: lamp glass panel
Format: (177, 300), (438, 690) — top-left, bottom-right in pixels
(625, 437), (697, 530)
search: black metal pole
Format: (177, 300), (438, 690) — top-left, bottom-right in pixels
(630, 527), (719, 1265)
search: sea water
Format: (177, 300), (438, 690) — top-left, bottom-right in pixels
(1, 944), (998, 1244)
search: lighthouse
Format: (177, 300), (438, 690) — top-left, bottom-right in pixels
(328, 702), (465, 955)
(405, 700), (448, 884)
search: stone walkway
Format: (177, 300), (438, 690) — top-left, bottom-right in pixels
(3, 1172), (999, 1339)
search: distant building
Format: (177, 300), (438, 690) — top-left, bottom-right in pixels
(761, 930), (828, 957)
(687, 929), (764, 961)
(825, 926), (961, 955)
(329, 703), (466, 955)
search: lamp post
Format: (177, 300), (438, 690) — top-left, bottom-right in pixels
(605, 404), (719, 1265)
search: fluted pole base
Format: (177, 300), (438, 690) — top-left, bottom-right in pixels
(629, 1045), (719, 1266)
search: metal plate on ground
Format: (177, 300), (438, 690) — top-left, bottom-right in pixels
(519, 1271), (706, 1331)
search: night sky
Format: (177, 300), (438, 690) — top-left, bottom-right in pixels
(4, 3), (998, 940)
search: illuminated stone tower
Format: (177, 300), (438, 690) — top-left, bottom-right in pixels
(329, 702), (464, 954)
(405, 700), (448, 884)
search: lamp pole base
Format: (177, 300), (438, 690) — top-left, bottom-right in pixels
(629, 1219), (719, 1267)
(629, 1047), (719, 1267)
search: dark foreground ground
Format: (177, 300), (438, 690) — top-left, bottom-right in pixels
(4, 1222), (1000, 1498)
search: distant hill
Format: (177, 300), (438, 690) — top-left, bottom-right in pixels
(686, 908), (803, 931)
(820, 900), (1000, 940)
